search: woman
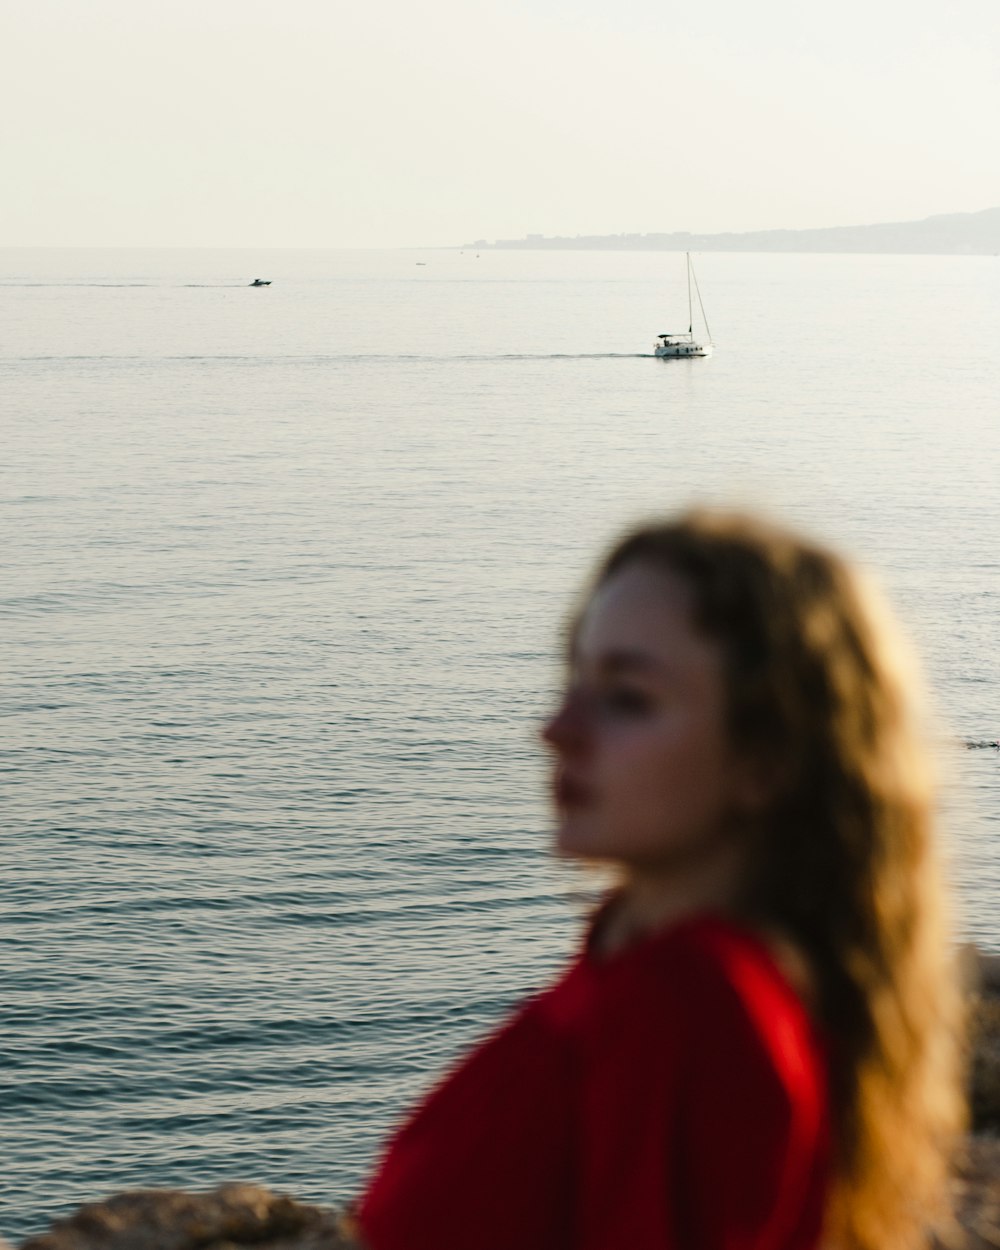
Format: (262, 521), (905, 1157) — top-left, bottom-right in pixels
(353, 510), (964, 1250)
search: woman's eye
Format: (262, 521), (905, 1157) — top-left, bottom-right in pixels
(600, 687), (652, 716)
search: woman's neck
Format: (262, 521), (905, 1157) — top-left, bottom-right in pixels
(595, 843), (747, 958)
(592, 852), (816, 1010)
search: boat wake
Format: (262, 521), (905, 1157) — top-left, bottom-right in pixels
(483, 352), (651, 360)
(6, 352), (659, 364)
(0, 282), (264, 289)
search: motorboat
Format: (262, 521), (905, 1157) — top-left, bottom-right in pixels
(249, 278), (272, 287)
(653, 253), (712, 357)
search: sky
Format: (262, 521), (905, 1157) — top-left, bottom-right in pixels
(2, 0), (999, 248)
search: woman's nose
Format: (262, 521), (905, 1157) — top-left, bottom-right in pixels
(542, 692), (588, 752)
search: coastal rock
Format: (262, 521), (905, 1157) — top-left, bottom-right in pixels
(959, 944), (1000, 996)
(970, 994), (1000, 1132)
(951, 1137), (1000, 1250)
(18, 1185), (356, 1250)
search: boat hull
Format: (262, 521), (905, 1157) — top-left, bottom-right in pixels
(653, 341), (712, 358)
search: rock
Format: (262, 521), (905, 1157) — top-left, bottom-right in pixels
(970, 993), (1000, 1132)
(18, 1185), (358, 1250)
(950, 1136), (1000, 1250)
(958, 944), (1000, 995)
(981, 953), (1000, 995)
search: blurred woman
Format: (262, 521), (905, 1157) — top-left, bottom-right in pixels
(354, 509), (964, 1250)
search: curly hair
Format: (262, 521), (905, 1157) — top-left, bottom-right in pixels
(593, 509), (965, 1250)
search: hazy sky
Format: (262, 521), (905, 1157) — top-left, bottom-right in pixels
(3, 0), (998, 247)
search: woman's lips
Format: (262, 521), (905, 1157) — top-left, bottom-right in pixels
(554, 773), (594, 808)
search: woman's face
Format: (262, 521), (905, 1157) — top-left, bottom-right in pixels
(543, 561), (757, 869)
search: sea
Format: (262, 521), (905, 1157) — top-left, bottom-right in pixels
(2, 247), (998, 1240)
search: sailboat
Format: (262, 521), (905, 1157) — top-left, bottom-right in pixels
(653, 253), (712, 358)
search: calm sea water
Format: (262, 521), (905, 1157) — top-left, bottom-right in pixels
(2, 248), (998, 1239)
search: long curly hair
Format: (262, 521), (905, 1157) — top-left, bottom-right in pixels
(594, 509), (964, 1250)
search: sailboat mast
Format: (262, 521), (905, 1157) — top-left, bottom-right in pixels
(690, 258), (712, 345)
(686, 252), (693, 334)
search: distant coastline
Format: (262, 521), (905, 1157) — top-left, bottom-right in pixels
(465, 207), (1000, 255)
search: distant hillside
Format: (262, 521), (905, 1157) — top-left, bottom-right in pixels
(467, 208), (1000, 254)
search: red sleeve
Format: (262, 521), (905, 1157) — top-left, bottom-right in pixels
(579, 925), (829, 1250)
(357, 1003), (576, 1250)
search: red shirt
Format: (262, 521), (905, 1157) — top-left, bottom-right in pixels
(358, 913), (830, 1250)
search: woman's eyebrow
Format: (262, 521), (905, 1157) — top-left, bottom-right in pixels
(567, 645), (675, 685)
(572, 647), (666, 676)
(601, 649), (662, 673)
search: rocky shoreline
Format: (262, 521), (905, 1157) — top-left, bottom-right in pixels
(10, 949), (1000, 1250)
(957, 948), (1000, 1249)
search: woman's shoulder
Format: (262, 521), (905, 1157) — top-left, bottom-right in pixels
(535, 910), (829, 1149)
(642, 915), (827, 1089)
(568, 911), (823, 1070)
(660, 912), (811, 986)
(648, 914), (818, 1021)
(535, 909), (825, 1080)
